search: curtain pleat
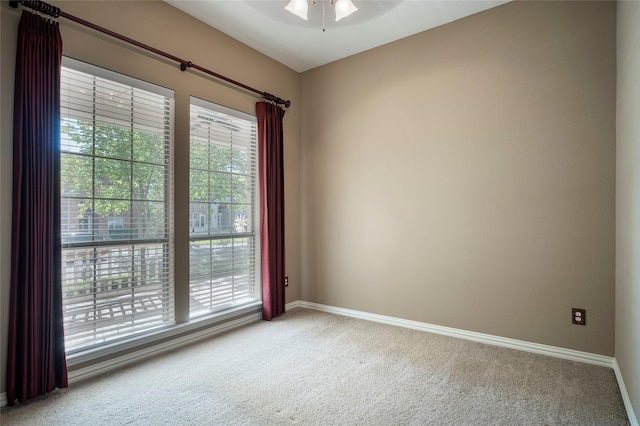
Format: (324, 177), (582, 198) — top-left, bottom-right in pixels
(7, 10), (68, 406)
(256, 101), (286, 321)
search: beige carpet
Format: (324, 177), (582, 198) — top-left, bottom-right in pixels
(0, 308), (629, 425)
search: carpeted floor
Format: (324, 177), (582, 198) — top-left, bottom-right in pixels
(0, 308), (630, 425)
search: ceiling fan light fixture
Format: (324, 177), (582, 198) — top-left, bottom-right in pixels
(285, 0), (309, 20)
(334, 0), (358, 21)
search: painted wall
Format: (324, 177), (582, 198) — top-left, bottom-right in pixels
(300, 1), (616, 355)
(2, 0), (631, 409)
(616, 0), (640, 419)
(0, 0), (301, 396)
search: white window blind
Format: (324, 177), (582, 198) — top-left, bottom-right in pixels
(60, 58), (175, 352)
(189, 97), (260, 318)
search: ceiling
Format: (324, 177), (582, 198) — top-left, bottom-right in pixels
(164, 0), (510, 73)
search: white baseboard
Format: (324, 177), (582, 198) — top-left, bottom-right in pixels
(614, 359), (640, 426)
(295, 301), (614, 368)
(293, 301), (640, 423)
(285, 300), (302, 310)
(4, 300), (637, 425)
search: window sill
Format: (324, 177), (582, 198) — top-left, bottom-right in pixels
(67, 301), (262, 369)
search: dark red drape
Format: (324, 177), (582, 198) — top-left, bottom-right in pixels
(7, 10), (68, 406)
(256, 101), (286, 321)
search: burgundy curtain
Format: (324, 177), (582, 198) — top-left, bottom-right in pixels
(7, 11), (68, 406)
(256, 102), (286, 321)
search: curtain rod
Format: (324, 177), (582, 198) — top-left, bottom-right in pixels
(9, 0), (291, 108)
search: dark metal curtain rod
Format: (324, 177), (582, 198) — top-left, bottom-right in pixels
(9, 0), (291, 108)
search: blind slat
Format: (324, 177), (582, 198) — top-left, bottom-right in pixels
(189, 98), (259, 319)
(61, 60), (175, 353)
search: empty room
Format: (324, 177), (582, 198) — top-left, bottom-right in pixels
(0, 0), (638, 424)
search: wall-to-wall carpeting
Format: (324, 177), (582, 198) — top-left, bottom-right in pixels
(0, 309), (628, 425)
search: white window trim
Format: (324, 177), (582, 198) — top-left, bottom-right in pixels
(63, 57), (174, 98)
(189, 96), (261, 316)
(61, 57), (176, 353)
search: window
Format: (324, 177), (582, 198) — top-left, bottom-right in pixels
(189, 213), (207, 232)
(189, 98), (260, 318)
(60, 58), (174, 352)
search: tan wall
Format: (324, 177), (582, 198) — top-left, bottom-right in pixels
(300, 1), (616, 355)
(0, 0), (301, 395)
(1, 0), (627, 405)
(616, 0), (640, 418)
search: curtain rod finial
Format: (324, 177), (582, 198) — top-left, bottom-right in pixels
(262, 92), (291, 108)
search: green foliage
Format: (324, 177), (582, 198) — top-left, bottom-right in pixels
(189, 136), (253, 229)
(189, 140), (251, 203)
(61, 120), (167, 239)
(61, 119), (254, 239)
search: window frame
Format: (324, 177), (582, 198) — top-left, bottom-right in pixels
(58, 59), (263, 362)
(60, 57), (176, 353)
(188, 96), (261, 319)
